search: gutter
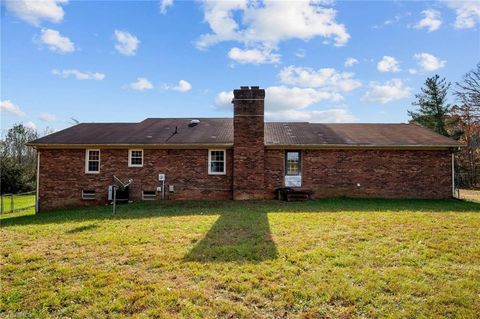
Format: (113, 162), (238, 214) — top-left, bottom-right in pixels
(36, 151), (40, 214)
(27, 143), (462, 150)
(27, 143), (234, 149)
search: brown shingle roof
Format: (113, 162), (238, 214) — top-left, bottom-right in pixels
(28, 118), (461, 148)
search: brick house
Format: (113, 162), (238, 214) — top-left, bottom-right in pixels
(28, 86), (460, 212)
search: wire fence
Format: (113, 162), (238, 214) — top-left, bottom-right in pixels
(1, 191), (36, 214)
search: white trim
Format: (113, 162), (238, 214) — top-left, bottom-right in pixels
(82, 190), (96, 200)
(128, 149), (144, 167)
(208, 149), (226, 175)
(36, 151), (40, 213)
(142, 190), (156, 200)
(85, 149), (100, 174)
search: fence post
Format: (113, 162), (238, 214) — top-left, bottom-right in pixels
(11, 194), (14, 213)
(1, 194), (3, 215)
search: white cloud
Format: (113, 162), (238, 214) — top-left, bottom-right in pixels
(344, 57), (358, 67)
(52, 69), (105, 80)
(160, 0), (173, 14)
(362, 79), (411, 104)
(4, 0), (67, 26)
(39, 113), (57, 122)
(25, 121), (37, 130)
(214, 85), (355, 122)
(415, 9), (442, 32)
(215, 91), (234, 108)
(0, 100), (26, 117)
(197, 0), (350, 49)
(265, 108), (356, 123)
(295, 49), (306, 58)
(38, 28), (75, 53)
(443, 0), (480, 29)
(228, 47), (280, 64)
(129, 77), (153, 91)
(163, 80), (192, 92)
(267, 86), (343, 110)
(215, 86), (342, 110)
(408, 68), (417, 75)
(377, 56), (401, 73)
(414, 53), (446, 71)
(114, 30), (140, 56)
(279, 66), (362, 92)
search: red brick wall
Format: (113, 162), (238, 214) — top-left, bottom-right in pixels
(38, 147), (452, 211)
(38, 148), (233, 211)
(264, 149), (452, 199)
(233, 87), (265, 200)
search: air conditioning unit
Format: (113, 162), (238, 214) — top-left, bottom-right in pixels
(108, 185), (130, 203)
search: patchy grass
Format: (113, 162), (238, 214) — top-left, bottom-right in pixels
(1, 199), (479, 318)
(460, 189), (480, 203)
(1, 193), (35, 214)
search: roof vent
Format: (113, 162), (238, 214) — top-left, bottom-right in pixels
(188, 119), (200, 127)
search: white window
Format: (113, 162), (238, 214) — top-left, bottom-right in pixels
(82, 190), (96, 200)
(85, 149), (100, 173)
(285, 150), (301, 175)
(128, 149), (143, 167)
(142, 190), (156, 200)
(208, 149), (226, 175)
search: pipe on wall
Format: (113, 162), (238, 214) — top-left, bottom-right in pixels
(451, 152), (455, 198)
(36, 150), (40, 214)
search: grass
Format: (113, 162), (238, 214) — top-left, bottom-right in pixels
(1, 198), (479, 318)
(1, 193), (35, 214)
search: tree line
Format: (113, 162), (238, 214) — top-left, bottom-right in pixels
(408, 63), (480, 188)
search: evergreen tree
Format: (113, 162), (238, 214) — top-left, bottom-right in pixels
(0, 124), (38, 193)
(408, 75), (451, 136)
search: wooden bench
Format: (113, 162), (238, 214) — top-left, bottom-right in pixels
(276, 188), (313, 201)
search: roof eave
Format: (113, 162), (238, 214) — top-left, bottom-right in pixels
(27, 143), (234, 149)
(264, 144), (461, 150)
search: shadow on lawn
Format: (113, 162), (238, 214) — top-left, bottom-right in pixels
(1, 198), (479, 229)
(184, 211), (278, 263)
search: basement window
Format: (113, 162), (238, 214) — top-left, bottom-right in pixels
(128, 149), (143, 167)
(82, 190), (96, 200)
(208, 149), (226, 175)
(285, 151), (301, 175)
(85, 149), (100, 174)
(142, 190), (156, 200)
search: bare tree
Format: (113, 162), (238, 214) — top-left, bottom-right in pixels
(452, 63), (480, 188)
(455, 63), (480, 117)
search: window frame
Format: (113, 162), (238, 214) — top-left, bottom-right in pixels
(285, 150), (301, 176)
(128, 149), (144, 168)
(85, 149), (100, 174)
(208, 149), (226, 175)
(142, 190), (156, 201)
(82, 190), (96, 200)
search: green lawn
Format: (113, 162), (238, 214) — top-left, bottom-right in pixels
(1, 199), (479, 318)
(1, 193), (35, 214)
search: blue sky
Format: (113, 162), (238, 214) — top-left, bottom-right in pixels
(1, 0), (479, 135)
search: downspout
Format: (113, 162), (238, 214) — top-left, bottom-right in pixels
(451, 151), (455, 199)
(36, 150), (40, 214)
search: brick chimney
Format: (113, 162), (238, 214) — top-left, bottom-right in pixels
(232, 86), (265, 200)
